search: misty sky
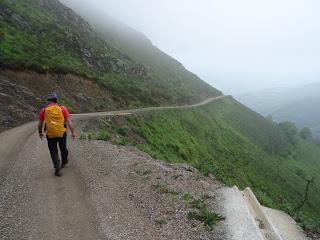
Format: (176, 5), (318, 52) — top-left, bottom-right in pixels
(61, 0), (320, 95)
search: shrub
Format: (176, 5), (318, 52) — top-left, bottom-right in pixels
(187, 210), (222, 228)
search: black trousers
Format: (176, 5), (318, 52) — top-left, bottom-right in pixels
(47, 133), (69, 169)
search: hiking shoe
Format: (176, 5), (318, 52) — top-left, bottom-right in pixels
(55, 169), (62, 177)
(61, 161), (68, 168)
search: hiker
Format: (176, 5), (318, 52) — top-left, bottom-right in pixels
(38, 92), (76, 176)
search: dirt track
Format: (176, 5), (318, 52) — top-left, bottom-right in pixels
(0, 96), (227, 240)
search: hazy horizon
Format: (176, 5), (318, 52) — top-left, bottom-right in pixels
(61, 0), (320, 95)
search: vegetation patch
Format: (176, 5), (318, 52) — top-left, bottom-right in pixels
(79, 131), (111, 141)
(154, 218), (167, 227)
(135, 169), (152, 181)
(187, 210), (222, 228)
(112, 136), (132, 146)
(153, 184), (179, 195)
(184, 193), (223, 228)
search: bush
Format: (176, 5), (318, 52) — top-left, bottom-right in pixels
(187, 210), (222, 228)
(300, 127), (312, 140)
(96, 131), (111, 141)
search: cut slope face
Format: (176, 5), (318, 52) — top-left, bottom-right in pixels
(0, 0), (221, 108)
(0, 71), (117, 132)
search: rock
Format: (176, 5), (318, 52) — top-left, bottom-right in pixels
(0, 8), (28, 29)
(12, 13), (28, 28)
(177, 163), (197, 173)
(82, 48), (92, 58)
(64, 31), (73, 40)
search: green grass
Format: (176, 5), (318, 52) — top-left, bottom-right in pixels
(183, 193), (223, 228)
(155, 218), (167, 227)
(118, 97), (320, 232)
(182, 192), (193, 202)
(96, 131), (111, 141)
(152, 185), (221, 228)
(79, 130), (111, 141)
(135, 169), (152, 181)
(112, 136), (132, 146)
(153, 184), (179, 195)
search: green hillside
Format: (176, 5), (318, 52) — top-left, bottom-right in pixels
(0, 0), (221, 107)
(84, 96), (320, 232)
(73, 11), (215, 105)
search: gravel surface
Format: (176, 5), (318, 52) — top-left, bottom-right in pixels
(0, 125), (100, 240)
(68, 136), (226, 240)
(0, 117), (227, 240)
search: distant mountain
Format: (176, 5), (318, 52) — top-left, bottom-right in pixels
(237, 82), (320, 138)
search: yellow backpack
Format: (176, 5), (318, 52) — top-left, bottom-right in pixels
(44, 105), (66, 138)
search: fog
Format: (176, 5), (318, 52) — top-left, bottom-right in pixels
(61, 0), (320, 95)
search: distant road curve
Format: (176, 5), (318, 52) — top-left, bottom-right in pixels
(73, 95), (227, 119)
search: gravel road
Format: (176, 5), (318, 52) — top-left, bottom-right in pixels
(0, 96), (229, 240)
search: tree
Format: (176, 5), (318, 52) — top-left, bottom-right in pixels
(300, 127), (312, 140)
(266, 114), (274, 123)
(296, 177), (314, 210)
(278, 121), (298, 144)
(313, 138), (320, 147)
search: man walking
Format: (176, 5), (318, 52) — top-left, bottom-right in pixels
(38, 92), (76, 176)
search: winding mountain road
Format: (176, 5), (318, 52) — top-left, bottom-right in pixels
(73, 95), (226, 119)
(0, 95), (227, 240)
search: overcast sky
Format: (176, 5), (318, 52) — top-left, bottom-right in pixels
(61, 0), (320, 94)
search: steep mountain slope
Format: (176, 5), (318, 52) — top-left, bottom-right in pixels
(58, 4), (214, 104)
(83, 96), (320, 233)
(237, 83), (320, 138)
(0, 0), (221, 131)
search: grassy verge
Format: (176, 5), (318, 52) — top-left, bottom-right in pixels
(81, 97), (320, 233)
(186, 198), (224, 229)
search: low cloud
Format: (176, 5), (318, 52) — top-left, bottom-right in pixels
(61, 0), (320, 94)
